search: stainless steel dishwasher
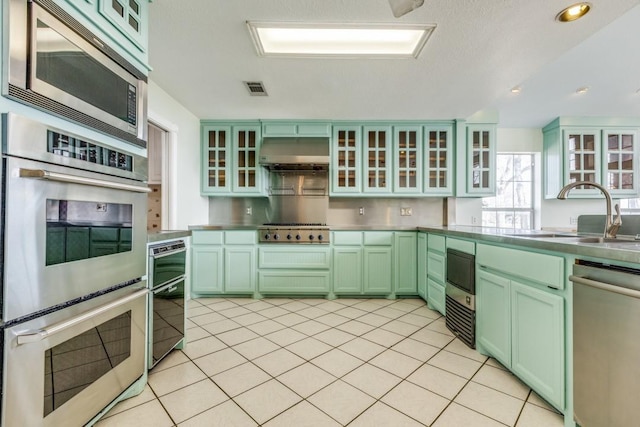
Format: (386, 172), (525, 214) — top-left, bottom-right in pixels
(571, 260), (640, 427)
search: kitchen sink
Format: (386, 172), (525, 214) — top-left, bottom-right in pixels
(508, 233), (578, 238)
(508, 233), (640, 245)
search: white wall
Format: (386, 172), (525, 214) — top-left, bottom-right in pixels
(148, 80), (207, 229)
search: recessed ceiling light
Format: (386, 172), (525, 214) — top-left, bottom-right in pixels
(576, 86), (590, 94)
(556, 3), (591, 22)
(510, 86), (522, 94)
(246, 22), (435, 58)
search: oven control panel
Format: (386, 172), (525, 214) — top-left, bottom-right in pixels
(258, 227), (330, 244)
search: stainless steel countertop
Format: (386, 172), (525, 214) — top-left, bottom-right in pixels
(148, 230), (192, 243)
(189, 225), (259, 230)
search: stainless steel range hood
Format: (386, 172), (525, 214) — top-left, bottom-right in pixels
(259, 137), (330, 170)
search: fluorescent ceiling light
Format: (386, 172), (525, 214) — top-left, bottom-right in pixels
(247, 22), (435, 58)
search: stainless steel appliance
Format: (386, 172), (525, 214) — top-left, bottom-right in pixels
(1, 113), (149, 426)
(4, 0), (148, 147)
(259, 224), (330, 244)
(148, 240), (186, 368)
(445, 248), (476, 348)
(571, 260), (640, 427)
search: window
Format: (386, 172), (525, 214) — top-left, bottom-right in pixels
(619, 198), (640, 213)
(482, 153), (534, 229)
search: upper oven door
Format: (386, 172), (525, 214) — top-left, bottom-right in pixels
(3, 156), (149, 321)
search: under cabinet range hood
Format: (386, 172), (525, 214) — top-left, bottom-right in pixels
(259, 137), (330, 170)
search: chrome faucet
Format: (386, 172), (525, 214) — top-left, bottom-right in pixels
(557, 181), (622, 238)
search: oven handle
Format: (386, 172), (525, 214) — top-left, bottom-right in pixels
(15, 288), (149, 345)
(19, 168), (151, 193)
(151, 246), (187, 259)
(155, 276), (185, 293)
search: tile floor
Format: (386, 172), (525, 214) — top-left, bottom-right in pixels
(96, 297), (564, 427)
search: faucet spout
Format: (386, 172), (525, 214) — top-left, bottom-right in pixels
(557, 181), (621, 239)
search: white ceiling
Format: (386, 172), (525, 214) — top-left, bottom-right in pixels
(148, 0), (640, 128)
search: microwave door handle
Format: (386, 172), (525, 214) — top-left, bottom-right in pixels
(19, 168), (151, 193)
(16, 288), (149, 345)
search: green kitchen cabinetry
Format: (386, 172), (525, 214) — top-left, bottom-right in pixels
(393, 126), (422, 194)
(476, 243), (565, 411)
(258, 246), (331, 295)
(417, 233), (428, 300)
(331, 126), (362, 194)
(261, 121), (332, 137)
(423, 126), (454, 196)
(363, 126), (393, 194)
(426, 234), (446, 315)
(543, 117), (640, 198)
(394, 232), (417, 294)
(192, 246), (224, 294)
(201, 122), (265, 196)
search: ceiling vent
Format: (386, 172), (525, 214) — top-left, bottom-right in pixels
(244, 81), (268, 96)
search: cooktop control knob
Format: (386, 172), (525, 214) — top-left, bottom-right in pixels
(273, 234), (280, 240)
(309, 234), (315, 240)
(264, 234), (270, 240)
(296, 234), (301, 240)
(318, 234), (324, 241)
(287, 234), (293, 240)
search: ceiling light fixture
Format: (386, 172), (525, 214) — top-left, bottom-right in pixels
(510, 86), (522, 94)
(556, 3), (591, 22)
(388, 0), (425, 18)
(576, 86), (590, 94)
(246, 22), (434, 59)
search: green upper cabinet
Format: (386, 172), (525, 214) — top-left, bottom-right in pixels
(423, 126), (454, 196)
(363, 126), (392, 194)
(98, 0), (148, 53)
(201, 122), (265, 196)
(261, 121), (332, 137)
(543, 117), (640, 198)
(331, 125), (362, 194)
(393, 126), (422, 194)
(465, 124), (496, 195)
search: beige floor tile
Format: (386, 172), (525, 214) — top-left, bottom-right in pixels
(185, 326), (211, 342)
(279, 300), (311, 312)
(286, 337), (333, 360)
(201, 318), (241, 335)
(433, 402), (505, 427)
(242, 300), (274, 312)
(258, 306), (291, 318)
(400, 298), (427, 306)
(148, 361), (207, 396)
(218, 305), (253, 318)
(246, 318), (287, 335)
(315, 312), (351, 327)
(314, 301), (348, 312)
(291, 319), (331, 336)
(444, 338), (489, 362)
(407, 364), (468, 400)
(261, 298), (294, 306)
(373, 306), (407, 319)
(342, 363), (402, 399)
(455, 381), (525, 426)
(185, 318), (197, 329)
(334, 306), (369, 319)
(527, 391), (560, 413)
(197, 298), (235, 309)
(308, 380), (376, 425)
(361, 328), (404, 347)
(296, 298), (328, 306)
(188, 311), (226, 327)
(274, 312), (309, 327)
(333, 298), (363, 306)
(297, 306), (330, 319)
(425, 319), (454, 336)
(380, 319), (422, 336)
(216, 327), (260, 346)
(178, 400), (257, 427)
(159, 379), (228, 423)
(350, 401), (424, 427)
(193, 347), (247, 376)
(181, 335), (227, 359)
(387, 301), (418, 313)
(212, 362), (271, 397)
(264, 328), (307, 346)
(428, 350), (483, 379)
(409, 328), (454, 348)
(351, 301), (390, 312)
(232, 336), (281, 360)
(263, 400), (341, 427)
(235, 379), (302, 424)
(101, 385), (156, 418)
(277, 363), (337, 398)
(381, 381), (449, 425)
(410, 306), (442, 319)
(369, 349), (422, 378)
(187, 298), (206, 308)
(187, 305), (213, 318)
(95, 400), (173, 427)
(253, 348), (305, 376)
(472, 364), (530, 400)
(515, 402), (564, 427)
(335, 320), (377, 336)
(311, 348), (364, 377)
(338, 337), (386, 361)
(150, 350), (189, 373)
(314, 328), (356, 347)
(486, 357), (510, 371)
(233, 312), (269, 326)
(398, 312), (437, 327)
(392, 338), (440, 362)
(225, 297), (259, 306)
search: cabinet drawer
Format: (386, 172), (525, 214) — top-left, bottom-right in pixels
(225, 231), (256, 245)
(446, 237), (475, 255)
(258, 247), (331, 269)
(192, 231), (223, 245)
(332, 231), (363, 246)
(477, 244), (565, 290)
(259, 271), (330, 293)
(427, 234), (446, 253)
(427, 251), (446, 283)
(363, 231), (393, 246)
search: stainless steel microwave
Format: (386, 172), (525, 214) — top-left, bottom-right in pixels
(3, 0), (148, 148)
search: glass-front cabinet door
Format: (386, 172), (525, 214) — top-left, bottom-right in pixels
(563, 129), (601, 196)
(233, 126), (262, 193)
(424, 126), (453, 195)
(363, 126), (392, 194)
(603, 129), (638, 196)
(332, 126), (362, 194)
(393, 126), (422, 193)
(202, 126), (230, 194)
(467, 125), (496, 195)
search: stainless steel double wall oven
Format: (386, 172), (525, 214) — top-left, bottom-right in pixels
(0, 114), (149, 426)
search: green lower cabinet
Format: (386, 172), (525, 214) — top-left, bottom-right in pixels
(417, 233), (428, 300)
(333, 247), (363, 294)
(476, 269), (511, 367)
(191, 246), (224, 294)
(225, 247), (256, 293)
(258, 271), (331, 293)
(258, 246), (331, 295)
(394, 232), (417, 294)
(427, 277), (445, 315)
(364, 247), (393, 294)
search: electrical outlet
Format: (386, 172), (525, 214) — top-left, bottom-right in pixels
(569, 216), (578, 225)
(246, 206), (252, 215)
(359, 207), (365, 215)
(96, 203), (107, 212)
(471, 216), (478, 225)
(400, 207), (413, 216)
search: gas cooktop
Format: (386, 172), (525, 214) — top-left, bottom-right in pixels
(258, 223), (330, 243)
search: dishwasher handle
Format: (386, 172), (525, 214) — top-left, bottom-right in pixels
(569, 275), (640, 299)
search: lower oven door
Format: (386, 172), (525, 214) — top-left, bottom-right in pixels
(3, 156), (148, 321)
(150, 277), (185, 368)
(2, 285), (147, 427)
